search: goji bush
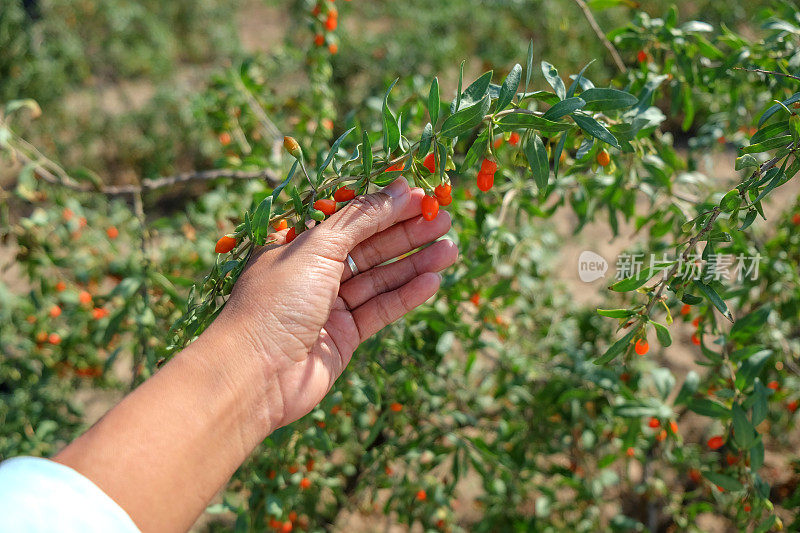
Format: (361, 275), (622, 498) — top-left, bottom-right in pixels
(2, 1), (800, 531)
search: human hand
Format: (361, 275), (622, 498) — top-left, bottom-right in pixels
(205, 178), (458, 431)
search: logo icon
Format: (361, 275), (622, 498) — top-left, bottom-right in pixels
(578, 251), (608, 283)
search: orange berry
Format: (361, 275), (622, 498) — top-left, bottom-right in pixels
(680, 304), (691, 316)
(792, 213), (800, 226)
(470, 293), (480, 306)
(328, 7), (338, 19)
(480, 158), (497, 174)
(62, 208), (74, 221)
(434, 183), (451, 198)
(274, 219), (288, 231)
(626, 447), (635, 457)
(215, 235), (237, 254)
(333, 187), (356, 202)
(49, 305), (62, 318)
(268, 470), (276, 479)
(288, 465), (299, 474)
(280, 521), (293, 533)
(55, 281), (66, 292)
(689, 468), (702, 483)
(596, 149), (611, 167)
(314, 33), (325, 46)
(315, 420), (325, 428)
(493, 136), (504, 149)
(743, 503), (751, 513)
(330, 404), (341, 415)
(79, 217), (87, 228)
(106, 226), (119, 239)
(476, 172), (494, 192)
(285, 227), (296, 243)
(48, 333), (61, 345)
(299, 477), (311, 490)
(306, 459), (315, 471)
(219, 132), (231, 146)
(36, 331), (48, 343)
(691, 333), (701, 345)
(707, 435), (724, 450)
(637, 50), (648, 63)
(508, 132), (520, 145)
(283, 136), (302, 158)
(384, 466), (393, 475)
(314, 199), (337, 216)
(324, 15), (337, 31)
(328, 43), (338, 54)
(648, 417), (660, 429)
(438, 194), (452, 206)
(423, 152), (436, 173)
(717, 136), (726, 144)
(656, 429), (667, 442)
(634, 339), (649, 355)
(78, 290), (92, 305)
(788, 400), (798, 413)
(390, 402), (403, 412)
(669, 420), (678, 434)
(26, 315), (36, 324)
(692, 316), (701, 327)
(269, 518), (281, 530)
(421, 195), (439, 221)
(415, 489), (427, 501)
(321, 118), (334, 130)
(767, 380), (779, 390)
(92, 308), (108, 320)
(726, 453), (738, 466)
(288, 511), (298, 522)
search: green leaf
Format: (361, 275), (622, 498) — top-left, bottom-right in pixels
(525, 134), (549, 191)
(739, 135), (793, 154)
(736, 350), (772, 390)
(451, 70), (493, 113)
(271, 161), (297, 200)
(752, 381), (768, 426)
(541, 61), (566, 100)
(361, 130), (373, 177)
(750, 440), (765, 472)
(610, 262), (671, 292)
(651, 321), (672, 347)
(428, 77), (440, 126)
(703, 471), (743, 492)
(571, 113), (619, 148)
(730, 307), (769, 342)
(597, 308), (635, 318)
(579, 88), (638, 111)
(594, 328), (636, 365)
(754, 169), (786, 203)
(675, 371), (699, 405)
(495, 113), (572, 134)
(694, 281), (733, 322)
(524, 41), (534, 93)
(758, 92), (800, 127)
(317, 127), (355, 182)
(542, 97), (586, 120)
(419, 122), (433, 160)
(251, 195), (273, 246)
(441, 95), (491, 139)
(496, 64), (522, 111)
(459, 128), (489, 173)
(731, 403), (755, 449)
(382, 79), (400, 153)
(553, 133), (567, 178)
(566, 61), (595, 98)
(688, 398), (730, 418)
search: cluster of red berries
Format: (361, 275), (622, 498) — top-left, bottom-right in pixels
(476, 158), (497, 192)
(311, 0), (340, 55)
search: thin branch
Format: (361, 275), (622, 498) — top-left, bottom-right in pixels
(733, 66), (800, 82)
(572, 0), (627, 75)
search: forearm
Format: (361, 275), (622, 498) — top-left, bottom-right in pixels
(54, 321), (278, 532)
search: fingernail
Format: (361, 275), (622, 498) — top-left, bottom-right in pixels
(383, 177), (409, 199)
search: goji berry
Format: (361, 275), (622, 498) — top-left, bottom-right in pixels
(384, 466), (393, 475)
(306, 459), (314, 471)
(596, 149), (611, 167)
(438, 194), (452, 206)
(299, 477), (311, 489)
(688, 468), (702, 483)
(311, 4), (321, 16)
(280, 521), (293, 533)
(415, 489), (427, 501)
(92, 308), (108, 320)
(669, 420), (678, 434)
(328, 43), (338, 55)
(691, 333), (701, 345)
(656, 429), (667, 442)
(743, 503), (751, 513)
(314, 33), (325, 46)
(626, 447), (635, 457)
(434, 183), (451, 198)
(333, 187), (355, 202)
(49, 305), (62, 318)
(793, 213), (800, 225)
(55, 281), (66, 292)
(107, 227), (119, 239)
(480, 158), (497, 174)
(692, 316), (701, 327)
(637, 50), (648, 63)
(288, 511), (298, 523)
(284, 136), (303, 158)
(79, 217), (87, 228)
(274, 219), (288, 231)
(288, 465), (299, 474)
(321, 118), (334, 130)
(324, 15), (337, 31)
(268, 470), (276, 479)
(330, 404), (341, 415)
(314, 199), (337, 216)
(387, 161), (405, 172)
(493, 136), (504, 149)
(648, 417), (660, 429)
(476, 172), (494, 192)
(219, 132), (231, 146)
(63, 208), (74, 221)
(78, 291), (92, 305)
(508, 132), (520, 145)
(48, 333), (61, 345)
(215, 235), (237, 254)
(421, 195), (439, 221)
(470, 293), (480, 306)
(788, 400), (798, 413)
(635, 339), (649, 355)
(707, 435), (724, 450)
(680, 303), (691, 315)
(268, 519), (280, 530)
(36, 331), (48, 344)
(726, 453), (738, 466)
(390, 402), (402, 412)
(423, 152), (436, 173)
(285, 227), (296, 243)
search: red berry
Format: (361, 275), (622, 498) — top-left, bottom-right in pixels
(299, 477), (311, 490)
(314, 34), (325, 47)
(421, 195), (439, 221)
(92, 308), (108, 320)
(106, 226), (119, 239)
(726, 453), (738, 466)
(648, 417), (660, 429)
(792, 213), (800, 226)
(288, 511), (298, 523)
(387, 161), (405, 172)
(280, 521), (293, 533)
(707, 435), (724, 450)
(788, 400), (798, 413)
(324, 15), (337, 31)
(311, 4), (321, 16)
(390, 402), (402, 412)
(215, 235), (237, 254)
(691, 333), (701, 346)
(423, 153), (436, 173)
(637, 50), (648, 63)
(48, 333), (61, 345)
(634, 339), (649, 355)
(78, 290), (92, 305)
(476, 172), (494, 192)
(680, 304), (691, 316)
(274, 219), (288, 231)
(415, 489), (427, 501)
(669, 420), (678, 434)
(55, 281), (66, 292)
(767, 380), (780, 390)
(692, 316), (701, 327)
(328, 43), (338, 55)
(49, 305), (62, 318)
(470, 293), (480, 306)
(480, 158), (497, 174)
(333, 187), (356, 202)
(508, 132), (520, 145)
(434, 183), (451, 198)
(321, 118), (334, 130)
(285, 227), (296, 243)
(219, 132), (231, 146)
(743, 504), (751, 513)
(596, 149), (611, 167)
(62, 208), (74, 221)
(314, 199), (337, 216)
(626, 447), (635, 457)
(689, 468), (702, 483)
(656, 429), (667, 442)
(438, 194), (452, 206)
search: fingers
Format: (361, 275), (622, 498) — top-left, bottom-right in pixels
(350, 272), (442, 342)
(342, 210), (452, 282)
(306, 178), (413, 260)
(340, 239), (457, 309)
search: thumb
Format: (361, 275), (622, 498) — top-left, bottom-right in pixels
(305, 177), (413, 258)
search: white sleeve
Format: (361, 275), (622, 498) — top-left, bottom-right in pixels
(0, 456), (140, 532)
